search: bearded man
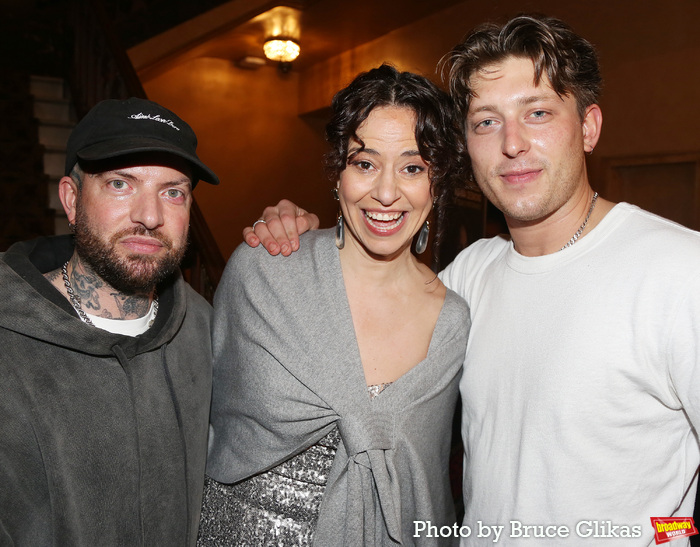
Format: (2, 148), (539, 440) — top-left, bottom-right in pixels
(0, 98), (219, 546)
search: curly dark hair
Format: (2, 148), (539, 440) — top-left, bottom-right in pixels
(324, 64), (466, 266)
(443, 14), (602, 120)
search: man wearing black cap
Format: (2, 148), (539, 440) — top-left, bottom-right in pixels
(0, 98), (219, 546)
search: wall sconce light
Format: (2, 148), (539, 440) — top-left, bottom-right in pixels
(263, 37), (300, 63)
(253, 6), (301, 73)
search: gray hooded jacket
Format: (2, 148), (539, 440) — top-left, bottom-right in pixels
(0, 236), (212, 547)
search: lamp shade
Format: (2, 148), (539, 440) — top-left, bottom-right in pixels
(263, 38), (300, 63)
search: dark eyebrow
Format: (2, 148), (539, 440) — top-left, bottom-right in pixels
(348, 147), (422, 158)
(468, 94), (560, 117)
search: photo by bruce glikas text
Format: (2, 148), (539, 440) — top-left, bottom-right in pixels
(413, 520), (643, 542)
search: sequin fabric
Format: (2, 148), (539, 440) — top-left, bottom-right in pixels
(197, 383), (390, 546)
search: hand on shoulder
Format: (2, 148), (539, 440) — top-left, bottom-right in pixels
(242, 199), (320, 256)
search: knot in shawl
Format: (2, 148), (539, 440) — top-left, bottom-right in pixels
(332, 411), (402, 543)
(338, 411), (394, 457)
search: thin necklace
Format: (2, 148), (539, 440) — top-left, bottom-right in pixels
(62, 262), (158, 327)
(560, 192), (598, 251)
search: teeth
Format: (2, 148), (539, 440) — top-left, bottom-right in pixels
(364, 211), (406, 231)
(365, 211), (403, 221)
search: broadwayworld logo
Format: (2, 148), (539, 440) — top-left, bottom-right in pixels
(651, 517), (698, 544)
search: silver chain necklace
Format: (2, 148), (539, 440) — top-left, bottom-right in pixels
(560, 192), (598, 251)
(62, 262), (158, 327)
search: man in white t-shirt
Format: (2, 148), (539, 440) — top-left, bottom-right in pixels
(245, 14), (700, 546)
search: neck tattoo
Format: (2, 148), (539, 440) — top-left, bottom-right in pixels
(560, 192), (599, 251)
(61, 262), (158, 327)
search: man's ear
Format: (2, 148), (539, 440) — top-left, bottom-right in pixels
(582, 104), (603, 153)
(58, 176), (79, 224)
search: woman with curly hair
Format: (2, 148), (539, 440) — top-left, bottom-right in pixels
(198, 64), (470, 547)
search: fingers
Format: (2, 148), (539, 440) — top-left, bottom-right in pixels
(242, 200), (320, 256)
(240, 201), (295, 256)
(262, 201), (298, 255)
(296, 211), (320, 234)
(277, 201), (320, 253)
(242, 213), (281, 255)
(252, 209), (286, 255)
(242, 226), (262, 248)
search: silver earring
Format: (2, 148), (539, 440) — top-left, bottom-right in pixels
(335, 213), (345, 249)
(332, 185), (344, 248)
(415, 220), (429, 255)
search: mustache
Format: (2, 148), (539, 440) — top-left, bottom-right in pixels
(109, 226), (174, 250)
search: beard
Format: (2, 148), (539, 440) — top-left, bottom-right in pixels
(73, 203), (188, 294)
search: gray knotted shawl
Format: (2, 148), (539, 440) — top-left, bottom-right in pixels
(207, 229), (470, 546)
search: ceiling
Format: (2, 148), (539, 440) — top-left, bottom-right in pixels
(130, 0), (467, 75)
(235, 0), (467, 69)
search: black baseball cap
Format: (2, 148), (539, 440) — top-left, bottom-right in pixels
(64, 97), (219, 185)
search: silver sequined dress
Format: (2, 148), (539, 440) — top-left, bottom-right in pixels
(197, 384), (391, 546)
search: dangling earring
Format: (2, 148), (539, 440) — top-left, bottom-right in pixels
(415, 220), (429, 255)
(332, 186), (344, 249)
(335, 213), (345, 249)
